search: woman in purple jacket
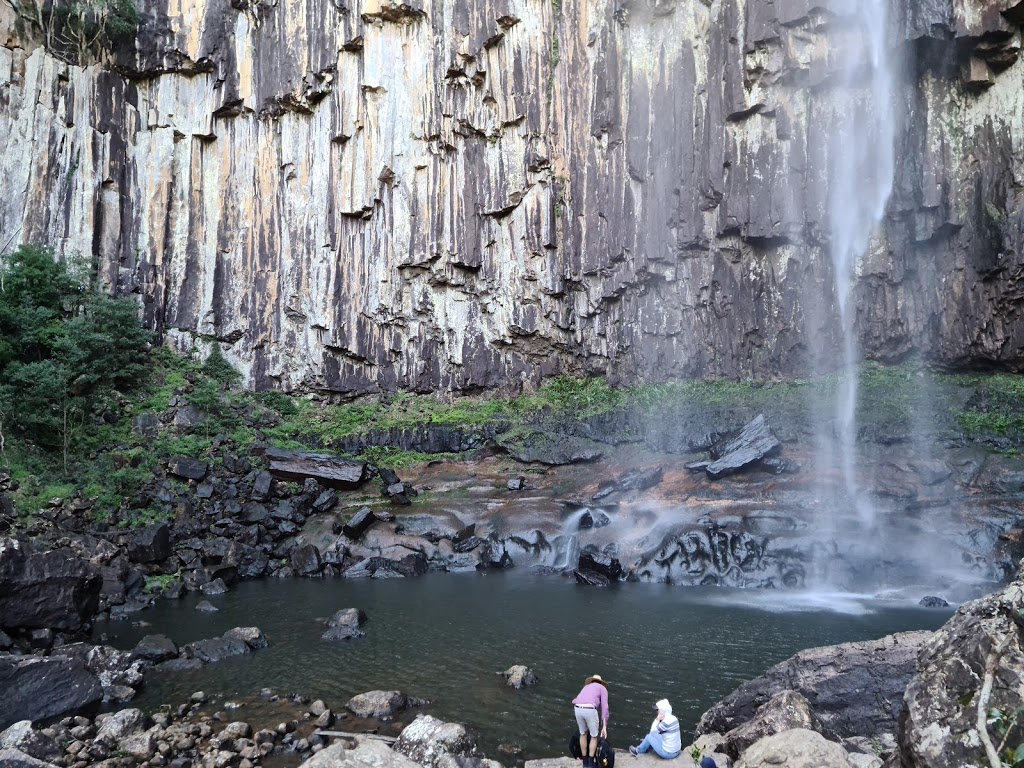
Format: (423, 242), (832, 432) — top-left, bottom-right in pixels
(572, 674), (609, 767)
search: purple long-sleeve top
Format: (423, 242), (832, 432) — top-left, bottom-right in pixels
(572, 682), (609, 725)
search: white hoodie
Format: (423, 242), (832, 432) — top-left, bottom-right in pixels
(650, 699), (681, 754)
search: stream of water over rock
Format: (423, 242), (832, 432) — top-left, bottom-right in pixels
(94, 572), (950, 763)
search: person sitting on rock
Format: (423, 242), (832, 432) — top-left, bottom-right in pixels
(572, 674), (609, 767)
(629, 698), (681, 759)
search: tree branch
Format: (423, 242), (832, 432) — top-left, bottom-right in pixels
(978, 631), (1014, 768)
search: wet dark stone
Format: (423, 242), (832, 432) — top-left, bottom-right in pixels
(342, 507), (376, 540)
(574, 551), (622, 586)
(251, 471), (275, 501)
(167, 456), (208, 481)
(290, 545), (323, 577)
(126, 523), (171, 563)
(0, 654), (103, 730)
(132, 634), (179, 663)
(706, 415), (782, 478)
(919, 595), (950, 608)
(0, 540), (102, 632)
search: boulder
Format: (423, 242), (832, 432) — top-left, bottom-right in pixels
(195, 600), (219, 612)
(167, 456), (208, 480)
(0, 654), (103, 730)
(384, 482), (413, 506)
(393, 715), (478, 768)
(735, 728), (853, 768)
(126, 523), (171, 563)
(342, 507), (377, 540)
(495, 430), (604, 465)
(95, 708), (146, 744)
(501, 665), (538, 689)
(346, 691), (409, 719)
(0, 538), (102, 631)
(119, 728), (156, 760)
(0, 748), (62, 768)
(225, 541), (271, 579)
(291, 545), (324, 577)
(697, 631), (932, 742)
(900, 572), (1024, 768)
(322, 608), (366, 641)
(721, 690), (823, 758)
(223, 626), (269, 650)
(573, 552), (622, 586)
(706, 415), (782, 478)
(297, 738), (422, 768)
(182, 636), (250, 664)
(0, 721), (61, 762)
(266, 449), (369, 490)
(200, 577), (229, 595)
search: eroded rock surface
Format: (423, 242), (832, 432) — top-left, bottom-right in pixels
(900, 568), (1024, 768)
(3, 1), (1022, 394)
(696, 631), (932, 742)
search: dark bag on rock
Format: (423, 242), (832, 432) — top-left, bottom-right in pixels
(567, 732), (614, 768)
(569, 730), (583, 759)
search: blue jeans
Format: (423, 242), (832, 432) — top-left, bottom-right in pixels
(636, 732), (680, 759)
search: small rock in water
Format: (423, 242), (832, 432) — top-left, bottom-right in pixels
(195, 600), (219, 612)
(201, 578), (229, 596)
(259, 688), (274, 698)
(191, 691), (208, 703)
(919, 595), (950, 608)
(501, 664), (538, 689)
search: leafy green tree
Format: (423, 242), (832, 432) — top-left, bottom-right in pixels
(0, 244), (152, 470)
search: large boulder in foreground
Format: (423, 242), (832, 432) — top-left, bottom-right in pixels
(0, 538), (102, 631)
(721, 690), (823, 759)
(696, 630), (931, 742)
(900, 569), (1024, 768)
(0, 654), (103, 730)
(0, 748), (61, 768)
(298, 737), (421, 768)
(735, 728), (853, 768)
(393, 715), (477, 768)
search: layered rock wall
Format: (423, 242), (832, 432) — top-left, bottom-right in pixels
(1, 0), (1022, 394)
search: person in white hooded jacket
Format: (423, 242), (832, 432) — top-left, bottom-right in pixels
(628, 698), (681, 759)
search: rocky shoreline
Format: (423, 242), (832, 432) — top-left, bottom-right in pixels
(2, 564), (1022, 768)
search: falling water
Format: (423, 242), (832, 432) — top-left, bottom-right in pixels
(827, 2), (896, 526)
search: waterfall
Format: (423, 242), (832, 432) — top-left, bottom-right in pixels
(826, 1), (896, 527)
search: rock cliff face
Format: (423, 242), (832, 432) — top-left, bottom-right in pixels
(1, 0), (1023, 394)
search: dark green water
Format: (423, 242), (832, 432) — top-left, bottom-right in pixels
(94, 572), (952, 761)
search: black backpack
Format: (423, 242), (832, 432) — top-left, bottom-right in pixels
(568, 732), (615, 768)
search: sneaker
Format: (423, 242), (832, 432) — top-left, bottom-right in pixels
(629, 746), (638, 756)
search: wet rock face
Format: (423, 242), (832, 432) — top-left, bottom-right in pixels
(0, 655), (104, 731)
(2, 1), (1022, 393)
(696, 631), (933, 743)
(899, 571), (1024, 768)
(0, 539), (102, 632)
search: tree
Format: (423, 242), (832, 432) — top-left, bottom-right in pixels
(0, 244), (152, 471)
(3, 0), (138, 64)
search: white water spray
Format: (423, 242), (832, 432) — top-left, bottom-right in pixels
(827, 2), (896, 526)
